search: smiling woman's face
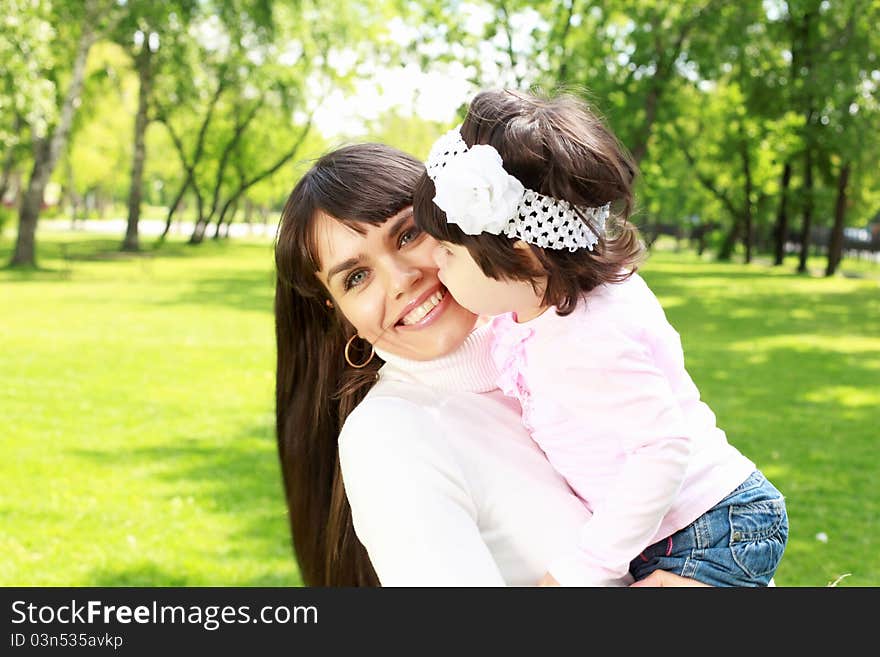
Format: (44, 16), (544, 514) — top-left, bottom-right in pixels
(314, 206), (478, 362)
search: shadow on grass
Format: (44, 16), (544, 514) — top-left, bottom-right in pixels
(152, 269), (276, 314)
(72, 421), (301, 587)
(0, 237), (275, 279)
(2, 237), (279, 315)
(89, 564), (300, 587)
(644, 262), (803, 281)
(89, 563), (192, 587)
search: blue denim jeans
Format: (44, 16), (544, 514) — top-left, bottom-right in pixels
(629, 470), (789, 587)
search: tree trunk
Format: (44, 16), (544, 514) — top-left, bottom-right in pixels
(631, 83), (660, 166)
(66, 158), (78, 229)
(189, 217), (209, 244)
(122, 45), (153, 252)
(772, 161), (792, 266)
(797, 144), (814, 274)
(718, 217), (743, 261)
(221, 202), (237, 238)
(154, 78), (227, 246)
(10, 22), (95, 267)
(738, 121), (754, 264)
(159, 176), (191, 241)
(795, 10), (815, 275)
(825, 161), (850, 277)
(213, 198), (238, 239)
(188, 191), (209, 244)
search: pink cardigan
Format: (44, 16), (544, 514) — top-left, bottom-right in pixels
(490, 272), (755, 586)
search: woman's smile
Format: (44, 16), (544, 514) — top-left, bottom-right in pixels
(395, 285), (450, 328)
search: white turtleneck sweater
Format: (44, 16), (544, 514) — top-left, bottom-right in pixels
(337, 321), (633, 587)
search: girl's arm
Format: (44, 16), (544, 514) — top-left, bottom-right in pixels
(339, 397), (507, 586)
(545, 337), (692, 587)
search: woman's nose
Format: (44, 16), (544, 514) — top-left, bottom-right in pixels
(388, 262), (422, 299)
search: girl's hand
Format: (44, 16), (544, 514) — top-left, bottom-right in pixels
(630, 570), (710, 587)
(538, 572), (560, 586)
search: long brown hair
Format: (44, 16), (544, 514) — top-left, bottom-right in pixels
(274, 143), (425, 585)
(413, 88), (645, 315)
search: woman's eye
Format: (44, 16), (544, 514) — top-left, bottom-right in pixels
(344, 269), (368, 290)
(399, 226), (422, 247)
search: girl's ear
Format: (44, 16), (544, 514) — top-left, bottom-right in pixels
(512, 239), (545, 267)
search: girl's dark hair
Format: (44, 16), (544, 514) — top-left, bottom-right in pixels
(413, 88), (645, 315)
(274, 143), (425, 586)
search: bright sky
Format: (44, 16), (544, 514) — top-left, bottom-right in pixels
(311, 61), (476, 138)
(309, 6), (544, 139)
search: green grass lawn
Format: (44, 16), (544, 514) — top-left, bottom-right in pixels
(640, 242), (879, 587)
(2, 229), (878, 586)
(1, 231), (299, 586)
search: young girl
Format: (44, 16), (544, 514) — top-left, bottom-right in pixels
(412, 89), (789, 587)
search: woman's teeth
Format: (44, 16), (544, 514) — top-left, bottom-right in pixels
(400, 290), (445, 326)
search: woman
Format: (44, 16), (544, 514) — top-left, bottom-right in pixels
(274, 142), (703, 587)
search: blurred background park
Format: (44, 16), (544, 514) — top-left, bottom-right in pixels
(1, 0), (878, 587)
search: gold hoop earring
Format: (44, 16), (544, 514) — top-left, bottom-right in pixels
(345, 334), (375, 369)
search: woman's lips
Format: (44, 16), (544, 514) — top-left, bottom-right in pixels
(396, 287), (451, 330)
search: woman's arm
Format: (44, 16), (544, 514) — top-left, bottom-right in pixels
(339, 397), (507, 586)
(539, 570), (710, 587)
(630, 570), (711, 587)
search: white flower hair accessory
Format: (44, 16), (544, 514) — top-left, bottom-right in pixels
(425, 128), (610, 252)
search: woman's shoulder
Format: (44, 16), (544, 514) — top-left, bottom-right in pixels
(339, 383), (455, 466)
(341, 385), (435, 440)
(339, 381), (527, 482)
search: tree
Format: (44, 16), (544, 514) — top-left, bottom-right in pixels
(8, 0), (120, 268)
(816, 0), (879, 276)
(0, 1), (55, 206)
(154, 0), (394, 245)
(61, 42), (137, 222)
(110, 0), (197, 252)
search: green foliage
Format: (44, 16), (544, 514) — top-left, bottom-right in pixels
(0, 0), (58, 146)
(59, 41), (137, 201)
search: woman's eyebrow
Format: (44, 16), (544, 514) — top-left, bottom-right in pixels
(388, 210), (414, 236)
(327, 256), (362, 284)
